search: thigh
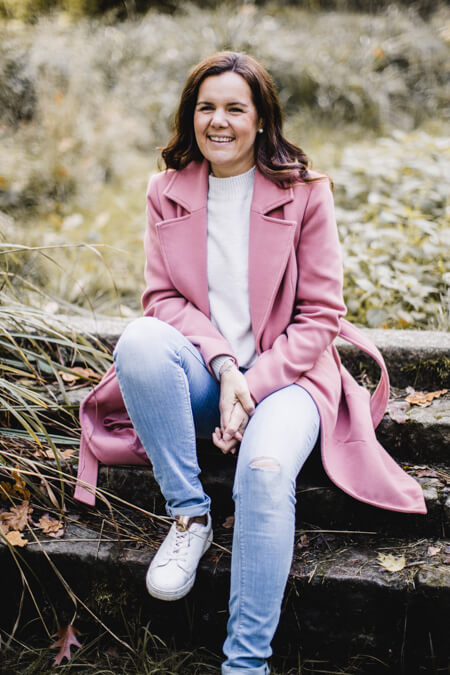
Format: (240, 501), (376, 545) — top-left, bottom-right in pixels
(177, 341), (221, 438)
(237, 384), (320, 478)
(115, 317), (221, 437)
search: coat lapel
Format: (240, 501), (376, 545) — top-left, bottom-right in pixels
(249, 170), (296, 344)
(159, 160), (296, 342)
(158, 161), (210, 316)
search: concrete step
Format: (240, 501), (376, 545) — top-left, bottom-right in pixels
(59, 316), (450, 389)
(97, 454), (449, 539)
(39, 384), (450, 465)
(1, 520), (448, 671)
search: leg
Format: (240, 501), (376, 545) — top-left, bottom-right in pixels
(113, 316), (220, 517)
(222, 385), (320, 674)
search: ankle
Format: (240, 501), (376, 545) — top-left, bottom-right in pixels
(176, 513), (208, 531)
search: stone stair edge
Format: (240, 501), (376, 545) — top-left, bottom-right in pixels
(56, 314), (450, 355)
(3, 522), (448, 596)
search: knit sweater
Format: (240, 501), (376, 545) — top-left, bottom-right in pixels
(207, 166), (257, 379)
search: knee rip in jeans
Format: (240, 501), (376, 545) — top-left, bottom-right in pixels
(249, 457), (280, 472)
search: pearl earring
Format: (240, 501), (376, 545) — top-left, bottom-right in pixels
(258, 128), (264, 134)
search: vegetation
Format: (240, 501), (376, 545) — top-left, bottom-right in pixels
(0, 3), (449, 327)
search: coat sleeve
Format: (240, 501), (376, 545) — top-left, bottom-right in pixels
(244, 179), (347, 403)
(141, 174), (237, 374)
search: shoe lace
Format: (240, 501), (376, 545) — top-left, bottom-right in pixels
(168, 526), (190, 562)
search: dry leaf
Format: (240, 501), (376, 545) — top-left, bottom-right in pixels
(70, 366), (101, 382)
(387, 400), (410, 423)
(0, 472), (30, 501)
(5, 530), (29, 547)
(0, 500), (32, 532)
(58, 370), (79, 385)
(61, 449), (75, 459)
(405, 388), (448, 408)
(38, 514), (65, 538)
(222, 515), (234, 529)
(58, 367), (101, 386)
(416, 469), (439, 478)
(297, 534), (310, 549)
(377, 552), (406, 572)
(427, 546), (441, 557)
(11, 470), (31, 499)
(51, 624), (82, 665)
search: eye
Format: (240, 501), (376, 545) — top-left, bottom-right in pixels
(229, 107), (244, 113)
(198, 105), (213, 111)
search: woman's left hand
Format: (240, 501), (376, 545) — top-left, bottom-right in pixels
(212, 363), (256, 454)
(213, 400), (249, 454)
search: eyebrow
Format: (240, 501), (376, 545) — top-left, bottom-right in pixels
(196, 100), (249, 107)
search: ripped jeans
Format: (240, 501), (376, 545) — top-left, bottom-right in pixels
(113, 317), (320, 675)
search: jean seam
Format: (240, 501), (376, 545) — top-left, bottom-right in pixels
(236, 469), (245, 639)
(174, 348), (202, 484)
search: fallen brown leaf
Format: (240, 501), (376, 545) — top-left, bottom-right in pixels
(0, 500), (32, 532)
(222, 515), (234, 529)
(38, 514), (65, 537)
(405, 388), (448, 408)
(51, 624), (82, 665)
(58, 367), (101, 386)
(416, 469), (439, 478)
(5, 530), (29, 547)
(377, 552), (406, 572)
(297, 534), (310, 549)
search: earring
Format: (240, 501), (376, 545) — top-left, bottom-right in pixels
(258, 128), (263, 134)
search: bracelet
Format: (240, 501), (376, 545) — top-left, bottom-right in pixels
(220, 360), (236, 378)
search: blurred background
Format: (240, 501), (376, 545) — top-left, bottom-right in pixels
(0, 0), (449, 329)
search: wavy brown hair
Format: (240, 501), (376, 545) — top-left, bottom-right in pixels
(161, 51), (316, 187)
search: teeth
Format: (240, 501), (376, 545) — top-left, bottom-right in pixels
(209, 136), (234, 143)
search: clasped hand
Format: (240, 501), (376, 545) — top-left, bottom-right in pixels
(212, 363), (255, 455)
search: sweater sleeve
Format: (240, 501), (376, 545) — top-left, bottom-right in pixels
(244, 179), (347, 403)
(141, 174), (237, 374)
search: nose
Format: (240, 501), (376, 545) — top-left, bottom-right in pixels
(210, 108), (228, 128)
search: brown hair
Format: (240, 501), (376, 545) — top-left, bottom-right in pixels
(161, 51), (314, 187)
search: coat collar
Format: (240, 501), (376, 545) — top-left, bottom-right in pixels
(162, 159), (294, 215)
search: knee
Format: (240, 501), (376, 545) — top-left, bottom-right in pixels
(113, 317), (167, 373)
(233, 456), (294, 511)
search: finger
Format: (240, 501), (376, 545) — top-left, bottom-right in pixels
(223, 405), (248, 441)
(236, 388), (256, 416)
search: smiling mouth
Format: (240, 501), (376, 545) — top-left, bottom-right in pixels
(208, 135), (235, 143)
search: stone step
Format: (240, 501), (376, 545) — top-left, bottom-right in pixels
(59, 315), (450, 389)
(41, 385), (450, 465)
(1, 520), (448, 671)
(97, 453), (449, 538)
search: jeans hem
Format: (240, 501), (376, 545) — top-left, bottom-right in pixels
(221, 664), (269, 674)
(166, 502), (211, 518)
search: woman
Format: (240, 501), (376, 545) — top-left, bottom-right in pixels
(75, 52), (426, 674)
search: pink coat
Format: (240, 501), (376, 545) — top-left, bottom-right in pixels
(75, 160), (426, 514)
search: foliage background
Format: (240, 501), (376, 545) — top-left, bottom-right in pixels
(0, 1), (449, 329)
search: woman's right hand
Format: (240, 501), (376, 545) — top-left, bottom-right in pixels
(212, 362), (255, 454)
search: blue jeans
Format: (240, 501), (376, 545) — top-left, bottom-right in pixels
(114, 317), (320, 674)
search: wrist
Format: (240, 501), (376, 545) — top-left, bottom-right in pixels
(219, 358), (237, 378)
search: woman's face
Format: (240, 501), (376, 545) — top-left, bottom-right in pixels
(194, 71), (261, 178)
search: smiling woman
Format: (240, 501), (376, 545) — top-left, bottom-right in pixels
(75, 51), (427, 675)
(193, 71), (262, 178)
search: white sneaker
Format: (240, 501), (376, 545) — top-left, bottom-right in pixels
(146, 513), (213, 601)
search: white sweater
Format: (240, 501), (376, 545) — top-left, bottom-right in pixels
(207, 166), (257, 379)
